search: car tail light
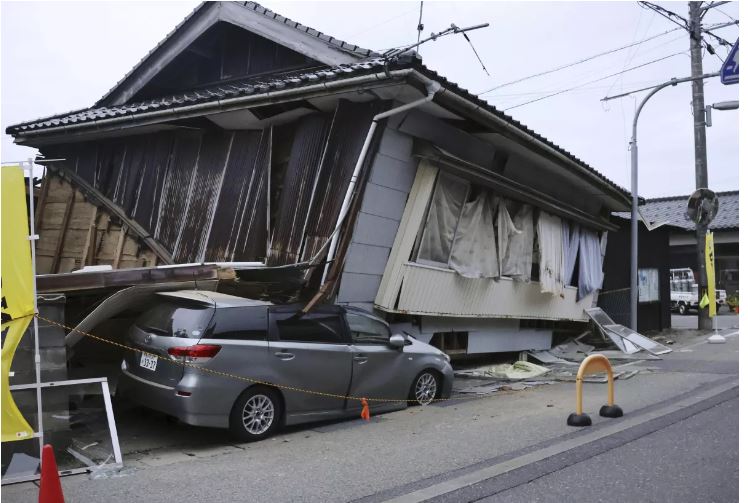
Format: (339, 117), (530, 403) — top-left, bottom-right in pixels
(168, 344), (221, 363)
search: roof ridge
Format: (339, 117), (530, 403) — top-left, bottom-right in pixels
(645, 189), (739, 203)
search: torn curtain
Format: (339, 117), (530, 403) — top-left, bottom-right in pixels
(537, 211), (565, 296)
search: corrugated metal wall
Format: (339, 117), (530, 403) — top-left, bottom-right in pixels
(39, 100), (378, 270)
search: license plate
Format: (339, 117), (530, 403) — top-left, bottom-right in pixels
(140, 352), (158, 371)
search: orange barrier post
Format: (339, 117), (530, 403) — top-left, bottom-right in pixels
(567, 354), (623, 427)
(39, 444), (65, 503)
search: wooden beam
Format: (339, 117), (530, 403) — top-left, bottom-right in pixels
(80, 205), (98, 266)
(112, 225), (127, 269)
(50, 191), (75, 273)
(49, 167), (174, 264)
(34, 174), (50, 230)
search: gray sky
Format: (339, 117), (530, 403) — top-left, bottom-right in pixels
(1, 1), (739, 197)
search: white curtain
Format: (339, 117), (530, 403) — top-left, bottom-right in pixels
(417, 173), (468, 264)
(577, 228), (604, 300)
(537, 211), (565, 296)
(562, 220), (580, 286)
(496, 198), (521, 277)
(501, 204), (534, 282)
(448, 191), (499, 278)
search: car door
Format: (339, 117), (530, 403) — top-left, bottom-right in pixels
(267, 306), (352, 418)
(345, 310), (410, 411)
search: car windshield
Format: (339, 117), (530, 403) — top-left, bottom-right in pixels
(135, 300), (214, 338)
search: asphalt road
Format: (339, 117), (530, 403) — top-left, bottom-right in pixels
(437, 390), (738, 503)
(670, 313), (739, 330)
(2, 328), (738, 502)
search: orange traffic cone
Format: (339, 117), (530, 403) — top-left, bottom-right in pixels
(39, 444), (65, 503)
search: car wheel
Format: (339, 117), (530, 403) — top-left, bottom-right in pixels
(409, 370), (441, 406)
(229, 386), (282, 442)
(678, 303), (687, 315)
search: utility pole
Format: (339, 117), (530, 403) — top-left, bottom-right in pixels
(688, 2), (711, 330)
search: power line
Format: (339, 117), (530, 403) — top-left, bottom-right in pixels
(503, 51), (686, 111)
(477, 27), (681, 95)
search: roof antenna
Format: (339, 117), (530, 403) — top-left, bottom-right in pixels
(416, 1), (424, 55)
(451, 23), (490, 76)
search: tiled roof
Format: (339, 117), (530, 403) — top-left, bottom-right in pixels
(6, 55), (631, 200)
(616, 190), (738, 230)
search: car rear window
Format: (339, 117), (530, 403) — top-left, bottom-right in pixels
(135, 300), (214, 339)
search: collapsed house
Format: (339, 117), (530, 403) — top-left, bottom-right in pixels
(7, 1), (633, 360)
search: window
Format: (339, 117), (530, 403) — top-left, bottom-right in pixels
(274, 313), (345, 344)
(207, 306), (268, 341)
(135, 301), (213, 339)
(346, 313), (390, 344)
(638, 268), (660, 303)
(416, 172), (470, 266)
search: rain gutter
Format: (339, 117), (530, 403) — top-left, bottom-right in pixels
(11, 70), (417, 144)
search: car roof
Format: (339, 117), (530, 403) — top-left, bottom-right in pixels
(156, 290), (274, 308)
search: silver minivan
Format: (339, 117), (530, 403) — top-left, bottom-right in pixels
(118, 290), (453, 440)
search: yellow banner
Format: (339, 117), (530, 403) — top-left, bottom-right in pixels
(2, 166), (35, 320)
(1, 318), (34, 442)
(705, 231), (716, 318)
(1, 165), (37, 442)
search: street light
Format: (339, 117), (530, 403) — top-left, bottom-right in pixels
(623, 72), (718, 331)
(706, 100), (739, 126)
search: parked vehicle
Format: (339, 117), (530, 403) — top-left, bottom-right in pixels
(117, 290), (453, 441)
(669, 268), (727, 314)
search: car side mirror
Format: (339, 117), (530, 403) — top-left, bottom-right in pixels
(388, 334), (406, 349)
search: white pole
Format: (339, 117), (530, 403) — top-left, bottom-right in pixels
(25, 158), (45, 459)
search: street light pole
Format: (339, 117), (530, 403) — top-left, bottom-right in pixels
(626, 72), (719, 332)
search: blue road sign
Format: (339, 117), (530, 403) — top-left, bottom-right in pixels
(720, 39), (738, 85)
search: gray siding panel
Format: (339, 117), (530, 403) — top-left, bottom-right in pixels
(351, 212), (400, 247)
(337, 272), (383, 303)
(377, 126), (414, 161)
(343, 243), (390, 275)
(359, 182), (408, 221)
(337, 127), (416, 306)
(368, 153), (417, 193)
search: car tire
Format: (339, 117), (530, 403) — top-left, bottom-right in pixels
(409, 370), (441, 406)
(229, 386), (282, 442)
(678, 303), (687, 315)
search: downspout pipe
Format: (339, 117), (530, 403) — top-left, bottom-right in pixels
(319, 80), (443, 287)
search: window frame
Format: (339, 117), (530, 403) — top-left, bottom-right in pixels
(344, 311), (391, 346)
(414, 170), (471, 268)
(268, 308), (350, 345)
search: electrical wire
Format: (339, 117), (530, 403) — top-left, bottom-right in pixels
(477, 26), (681, 95)
(502, 51), (687, 111)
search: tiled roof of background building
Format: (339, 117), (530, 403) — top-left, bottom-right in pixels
(616, 190), (738, 230)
